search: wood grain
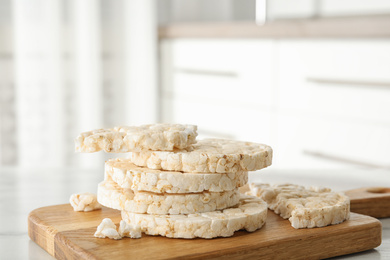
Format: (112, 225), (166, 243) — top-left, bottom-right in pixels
(345, 187), (390, 218)
(28, 204), (381, 260)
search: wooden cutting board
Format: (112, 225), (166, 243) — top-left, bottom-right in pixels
(28, 204), (381, 260)
(345, 187), (390, 218)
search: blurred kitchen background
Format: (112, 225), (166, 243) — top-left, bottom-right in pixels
(0, 0), (390, 171)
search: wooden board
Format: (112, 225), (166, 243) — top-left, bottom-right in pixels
(345, 187), (390, 218)
(28, 204), (382, 260)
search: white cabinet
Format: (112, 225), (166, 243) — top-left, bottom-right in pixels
(267, 0), (390, 19)
(321, 0), (390, 16)
(160, 38), (390, 170)
(267, 0), (316, 20)
(160, 39), (278, 146)
(162, 39), (277, 107)
(277, 40), (390, 169)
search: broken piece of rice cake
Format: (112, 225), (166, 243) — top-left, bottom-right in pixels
(247, 183), (350, 229)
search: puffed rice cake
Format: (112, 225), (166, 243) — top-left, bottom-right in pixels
(121, 195), (267, 239)
(75, 124), (197, 153)
(105, 158), (248, 193)
(247, 183), (350, 229)
(131, 138), (272, 174)
(98, 180), (240, 215)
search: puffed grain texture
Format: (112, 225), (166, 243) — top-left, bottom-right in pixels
(247, 183), (350, 229)
(121, 195), (267, 239)
(105, 158), (248, 193)
(69, 192), (102, 212)
(94, 218), (121, 240)
(131, 138), (272, 173)
(97, 181), (240, 215)
(118, 220), (142, 239)
(75, 124), (197, 153)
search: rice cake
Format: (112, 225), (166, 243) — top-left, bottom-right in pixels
(131, 138), (272, 173)
(247, 183), (350, 229)
(105, 158), (248, 193)
(121, 195), (267, 239)
(97, 181), (240, 215)
(75, 124), (197, 153)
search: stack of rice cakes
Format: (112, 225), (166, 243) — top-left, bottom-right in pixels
(76, 124), (273, 239)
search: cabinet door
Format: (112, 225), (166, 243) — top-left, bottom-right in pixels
(321, 0), (390, 16)
(162, 97), (275, 145)
(160, 39), (278, 146)
(277, 40), (390, 168)
(274, 114), (353, 169)
(161, 39), (278, 107)
(278, 40), (390, 123)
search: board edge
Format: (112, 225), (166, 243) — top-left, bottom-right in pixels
(28, 207), (60, 257)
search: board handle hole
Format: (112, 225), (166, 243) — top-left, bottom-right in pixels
(367, 187), (390, 194)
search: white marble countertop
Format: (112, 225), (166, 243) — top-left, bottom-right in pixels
(0, 166), (389, 259)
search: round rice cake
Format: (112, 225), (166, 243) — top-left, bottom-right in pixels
(130, 138), (272, 173)
(97, 181), (240, 215)
(105, 158), (248, 193)
(247, 183), (350, 229)
(121, 195), (267, 239)
(75, 123), (197, 153)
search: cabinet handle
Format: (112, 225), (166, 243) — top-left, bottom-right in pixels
(175, 68), (238, 78)
(306, 77), (390, 88)
(303, 149), (390, 170)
